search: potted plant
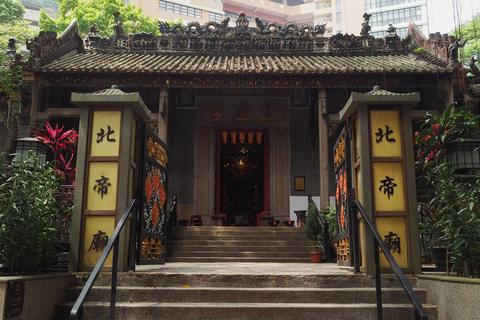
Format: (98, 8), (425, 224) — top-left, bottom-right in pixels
(304, 196), (326, 263)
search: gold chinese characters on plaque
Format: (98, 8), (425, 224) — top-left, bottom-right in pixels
(86, 162), (118, 211)
(370, 110), (402, 158)
(376, 217), (409, 269)
(90, 111), (121, 157)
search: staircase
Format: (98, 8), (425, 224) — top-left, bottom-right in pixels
(167, 226), (312, 263)
(55, 271), (438, 319)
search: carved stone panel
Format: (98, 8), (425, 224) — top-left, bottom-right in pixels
(196, 97), (288, 128)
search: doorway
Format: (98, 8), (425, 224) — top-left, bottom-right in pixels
(216, 131), (269, 226)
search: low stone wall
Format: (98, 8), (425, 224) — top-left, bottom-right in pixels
(0, 273), (74, 320)
(417, 274), (480, 320)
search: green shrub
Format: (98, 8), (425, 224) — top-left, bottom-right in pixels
(0, 155), (60, 274)
(325, 206), (338, 243)
(304, 197), (325, 251)
(426, 162), (480, 276)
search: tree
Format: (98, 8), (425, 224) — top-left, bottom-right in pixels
(0, 0), (24, 24)
(40, 0), (159, 37)
(0, 0), (33, 105)
(457, 15), (480, 64)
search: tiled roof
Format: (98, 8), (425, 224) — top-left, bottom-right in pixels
(89, 85), (130, 96)
(363, 85), (418, 96)
(40, 52), (451, 75)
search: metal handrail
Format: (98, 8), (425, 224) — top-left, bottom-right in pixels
(352, 199), (429, 320)
(69, 199), (136, 320)
(166, 195), (178, 238)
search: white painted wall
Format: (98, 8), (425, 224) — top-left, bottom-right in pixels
(289, 196), (320, 222)
(289, 196), (336, 222)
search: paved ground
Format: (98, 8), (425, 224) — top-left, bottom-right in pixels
(135, 262), (354, 275)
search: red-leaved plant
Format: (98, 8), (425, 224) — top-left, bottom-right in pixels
(35, 122), (78, 184)
(414, 105), (479, 167)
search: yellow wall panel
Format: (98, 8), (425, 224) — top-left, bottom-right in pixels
(373, 162), (406, 212)
(355, 166), (364, 205)
(354, 116), (361, 161)
(370, 110), (402, 157)
(359, 219), (366, 269)
(87, 162), (118, 211)
(376, 217), (409, 269)
(82, 215), (114, 268)
(90, 111), (122, 157)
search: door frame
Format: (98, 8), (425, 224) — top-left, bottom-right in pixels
(215, 129), (270, 226)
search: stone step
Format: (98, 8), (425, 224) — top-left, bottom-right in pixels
(56, 302), (438, 320)
(169, 245), (312, 252)
(75, 273), (418, 288)
(174, 232), (307, 241)
(166, 257), (312, 263)
(65, 286), (428, 304)
(168, 251), (310, 258)
(178, 227), (301, 232)
(171, 240), (313, 246)
(175, 230), (306, 236)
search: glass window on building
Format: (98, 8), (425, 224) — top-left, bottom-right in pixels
(366, 0), (421, 10)
(336, 0), (342, 10)
(370, 6), (422, 28)
(159, 0), (202, 19)
(209, 12), (223, 23)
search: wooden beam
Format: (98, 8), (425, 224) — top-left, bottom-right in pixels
(158, 88), (168, 142)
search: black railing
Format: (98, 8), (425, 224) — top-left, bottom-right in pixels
(351, 199), (429, 320)
(166, 195), (178, 237)
(69, 199), (136, 320)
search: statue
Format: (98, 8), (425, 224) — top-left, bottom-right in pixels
(448, 39), (466, 63)
(360, 13), (372, 37)
(470, 56), (480, 78)
(255, 17), (267, 33)
(113, 11), (124, 37)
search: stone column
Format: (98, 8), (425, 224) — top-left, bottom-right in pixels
(270, 127), (290, 220)
(71, 86), (151, 271)
(193, 127), (215, 225)
(318, 89), (330, 211)
(339, 86), (421, 275)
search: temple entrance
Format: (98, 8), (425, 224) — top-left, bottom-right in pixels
(216, 131), (268, 226)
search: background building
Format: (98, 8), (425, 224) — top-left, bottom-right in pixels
(128, 0), (351, 36)
(364, 0), (429, 38)
(127, 0), (225, 25)
(21, 0), (58, 29)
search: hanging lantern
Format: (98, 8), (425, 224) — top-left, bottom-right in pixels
(447, 139), (480, 170)
(239, 132), (246, 144)
(231, 131), (237, 144)
(256, 132), (262, 144)
(222, 131), (228, 144)
(247, 132), (254, 144)
(13, 137), (47, 167)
